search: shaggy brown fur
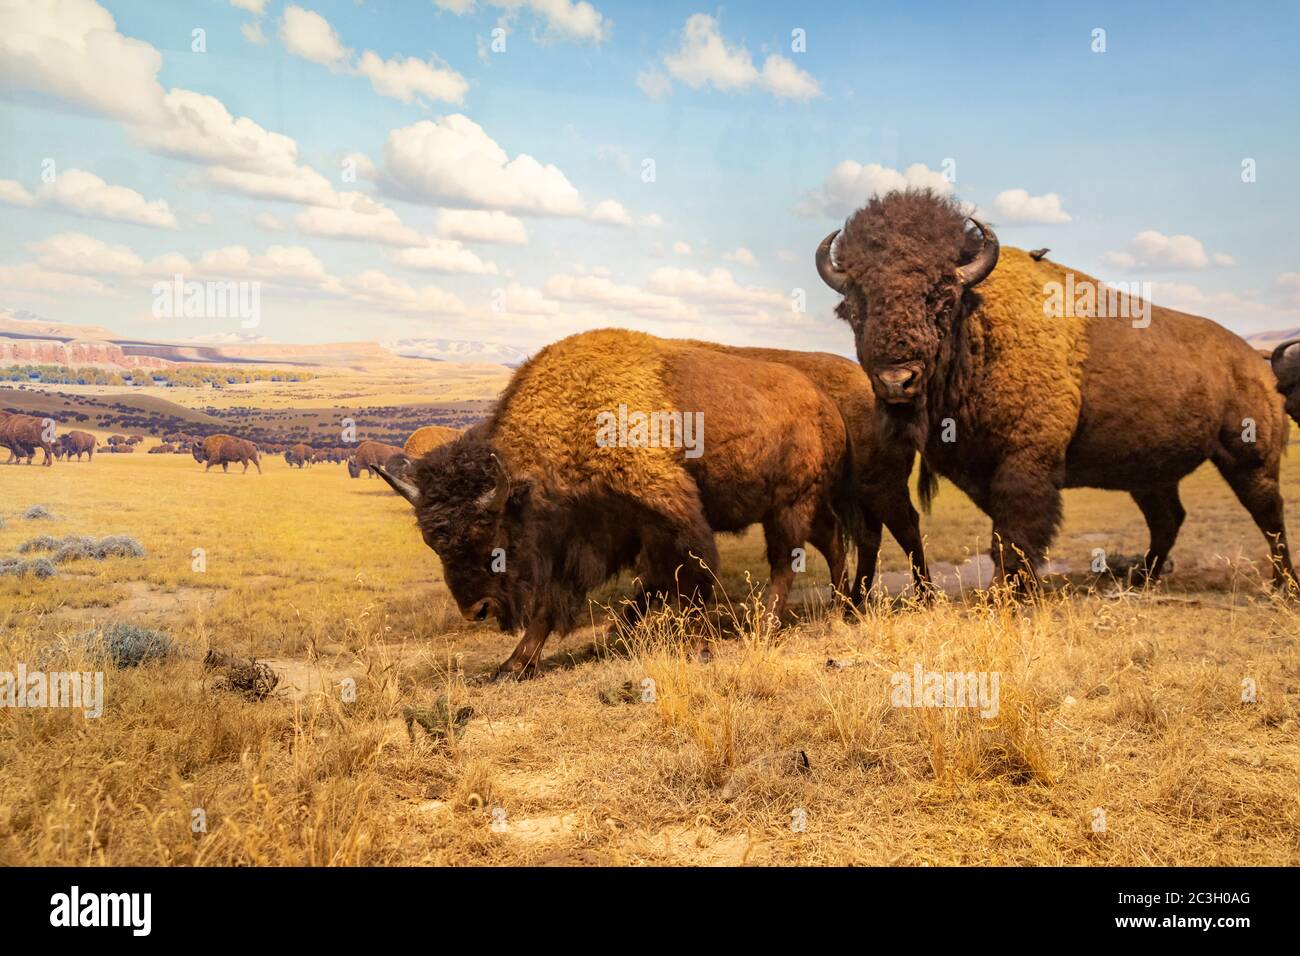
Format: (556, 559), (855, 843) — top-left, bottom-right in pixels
(57, 430), (95, 461)
(374, 329), (858, 678)
(1269, 340), (1300, 427)
(284, 443), (313, 468)
(404, 425), (462, 459)
(348, 440), (405, 478)
(193, 434), (261, 473)
(0, 413), (54, 466)
(148, 443), (176, 455)
(687, 342), (929, 600)
(827, 188), (1294, 588)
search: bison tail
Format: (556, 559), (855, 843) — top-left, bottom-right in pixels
(917, 457), (939, 514)
(831, 417), (870, 556)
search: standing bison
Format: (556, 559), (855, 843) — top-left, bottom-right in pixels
(56, 430), (96, 461)
(815, 188), (1293, 589)
(1269, 340), (1300, 429)
(284, 443), (313, 468)
(348, 440), (405, 478)
(0, 412), (54, 466)
(193, 434), (261, 473)
(374, 328), (864, 679)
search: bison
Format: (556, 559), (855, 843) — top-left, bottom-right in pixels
(57, 430), (96, 461)
(815, 188), (1294, 590)
(0, 412), (54, 466)
(1269, 340), (1300, 429)
(389, 425), (463, 480)
(348, 440), (405, 478)
(374, 328), (864, 679)
(149, 443), (176, 454)
(193, 434), (261, 473)
(284, 443), (313, 468)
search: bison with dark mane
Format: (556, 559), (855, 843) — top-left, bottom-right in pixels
(815, 188), (1293, 589)
(374, 329), (865, 678)
(284, 443), (313, 468)
(193, 434), (261, 473)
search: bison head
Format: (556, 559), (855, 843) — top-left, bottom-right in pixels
(816, 189), (998, 414)
(1270, 339), (1300, 424)
(347, 457), (361, 478)
(192, 442), (208, 463)
(374, 431), (528, 630)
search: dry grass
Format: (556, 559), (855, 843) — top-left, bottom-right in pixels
(1, 450), (1298, 865)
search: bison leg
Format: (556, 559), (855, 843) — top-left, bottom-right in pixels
(762, 499), (818, 621)
(808, 508), (849, 604)
(221, 462), (229, 473)
(987, 459), (1062, 593)
(879, 495), (931, 598)
(1129, 484), (1185, 583)
(1215, 462), (1296, 590)
(495, 614), (554, 680)
(849, 513), (884, 607)
(253, 456), (261, 475)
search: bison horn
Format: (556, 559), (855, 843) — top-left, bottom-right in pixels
(374, 464), (420, 506)
(955, 218), (999, 287)
(1270, 338), (1300, 374)
(815, 230), (850, 294)
(483, 453), (512, 513)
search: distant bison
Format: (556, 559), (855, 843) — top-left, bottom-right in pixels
(284, 443), (313, 468)
(149, 443), (176, 455)
(0, 412), (54, 466)
(56, 430), (96, 462)
(194, 434), (261, 473)
(348, 440), (405, 478)
(375, 329), (863, 679)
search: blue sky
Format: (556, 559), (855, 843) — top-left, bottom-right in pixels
(2, 0), (1298, 356)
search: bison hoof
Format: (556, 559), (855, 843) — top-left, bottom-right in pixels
(491, 662), (538, 682)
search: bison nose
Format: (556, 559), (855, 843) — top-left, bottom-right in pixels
(874, 365), (920, 402)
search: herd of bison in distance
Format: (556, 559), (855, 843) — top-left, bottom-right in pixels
(6, 190), (1300, 683)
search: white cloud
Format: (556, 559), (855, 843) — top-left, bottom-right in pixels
(434, 1), (611, 45)
(990, 189), (1072, 225)
(796, 161), (953, 219)
(293, 192), (424, 246)
(0, 0), (167, 124)
(655, 14), (820, 101)
(722, 247), (757, 267)
(0, 262), (112, 295)
(1104, 230), (1231, 272)
(241, 20), (267, 45)
(354, 50), (469, 104)
(389, 239), (498, 275)
(590, 199), (633, 226)
(255, 212), (286, 231)
(381, 115), (586, 216)
(279, 5), (351, 69)
(5, 168), (178, 228)
(194, 244), (330, 284)
(28, 231), (189, 277)
(337, 269), (466, 314)
(0, 180), (37, 207)
(646, 266), (788, 312)
(436, 209), (528, 245)
(494, 283), (560, 316)
(640, 213), (664, 227)
(543, 273), (687, 320)
(671, 240), (692, 255)
(230, 0), (268, 13)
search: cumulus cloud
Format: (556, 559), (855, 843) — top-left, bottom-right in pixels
(336, 269), (466, 314)
(1104, 230), (1232, 272)
(590, 199), (633, 226)
(436, 209), (528, 245)
(389, 239), (498, 275)
(28, 231), (189, 277)
(646, 266), (788, 313)
(279, 5), (351, 68)
(0, 169), (177, 228)
(229, 0), (268, 13)
(543, 273), (687, 320)
(652, 14), (820, 101)
(722, 247), (757, 267)
(990, 189), (1072, 225)
(796, 161), (953, 219)
(433, 0), (611, 45)
(380, 115), (586, 216)
(293, 192), (425, 247)
(671, 240), (692, 256)
(240, 20), (267, 44)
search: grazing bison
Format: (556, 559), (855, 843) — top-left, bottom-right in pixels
(149, 443), (176, 454)
(193, 434), (261, 473)
(0, 412), (54, 466)
(815, 188), (1294, 589)
(57, 430), (96, 461)
(348, 440), (405, 478)
(284, 443), (313, 468)
(374, 328), (861, 678)
(107, 434), (127, 447)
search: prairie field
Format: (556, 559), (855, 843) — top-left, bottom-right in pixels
(1, 447), (1298, 866)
